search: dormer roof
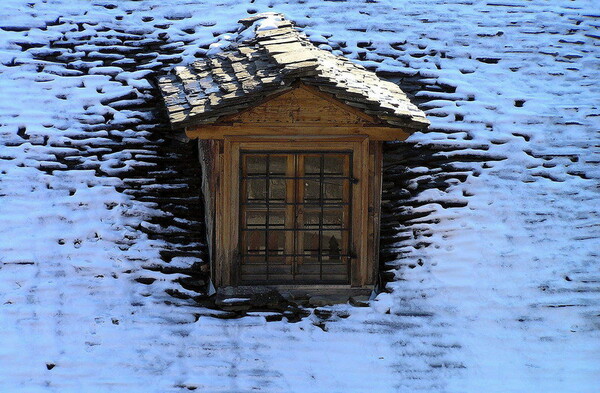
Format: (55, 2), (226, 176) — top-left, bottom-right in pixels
(157, 13), (429, 132)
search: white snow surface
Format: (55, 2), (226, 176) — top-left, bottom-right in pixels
(0, 0), (599, 392)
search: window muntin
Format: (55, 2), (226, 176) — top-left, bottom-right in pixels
(239, 151), (352, 284)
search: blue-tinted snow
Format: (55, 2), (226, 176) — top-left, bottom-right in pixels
(0, 0), (598, 392)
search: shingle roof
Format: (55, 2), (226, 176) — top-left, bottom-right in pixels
(1, 0), (599, 391)
(157, 13), (429, 130)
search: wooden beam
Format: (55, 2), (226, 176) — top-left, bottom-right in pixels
(185, 124), (411, 141)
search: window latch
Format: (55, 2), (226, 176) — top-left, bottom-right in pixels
(350, 177), (359, 184)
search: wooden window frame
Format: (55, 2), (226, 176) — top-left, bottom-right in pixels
(215, 135), (371, 289)
(239, 150), (353, 284)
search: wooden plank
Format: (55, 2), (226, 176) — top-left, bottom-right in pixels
(358, 137), (370, 287)
(197, 140), (221, 279)
(186, 124), (410, 141)
(222, 85), (367, 125)
(298, 84), (380, 123)
(367, 141), (383, 286)
(214, 140), (225, 287)
(229, 141), (241, 285)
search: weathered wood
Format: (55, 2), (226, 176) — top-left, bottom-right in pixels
(222, 84), (369, 125)
(197, 140), (219, 271)
(186, 124), (410, 141)
(214, 136), (374, 288)
(368, 141), (383, 286)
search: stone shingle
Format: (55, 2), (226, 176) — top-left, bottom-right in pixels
(158, 13), (430, 130)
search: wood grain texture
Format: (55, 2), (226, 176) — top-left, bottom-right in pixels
(214, 136), (376, 288)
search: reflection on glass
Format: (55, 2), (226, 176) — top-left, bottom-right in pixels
(323, 179), (344, 200)
(269, 156), (287, 175)
(246, 155), (266, 174)
(268, 211), (286, 226)
(303, 210), (320, 228)
(302, 230), (320, 257)
(268, 232), (285, 254)
(304, 156), (321, 175)
(322, 231), (342, 260)
(304, 179), (320, 201)
(323, 209), (343, 227)
(324, 155), (345, 174)
(246, 211), (266, 227)
(245, 256), (266, 265)
(246, 231), (265, 253)
(269, 179), (286, 200)
(246, 179), (266, 200)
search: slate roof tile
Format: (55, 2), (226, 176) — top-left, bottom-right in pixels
(158, 13), (430, 130)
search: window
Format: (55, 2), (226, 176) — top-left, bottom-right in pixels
(239, 151), (353, 284)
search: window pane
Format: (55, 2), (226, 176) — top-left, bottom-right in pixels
(269, 179), (286, 200)
(269, 155), (287, 175)
(322, 230), (343, 260)
(304, 179), (320, 201)
(302, 230), (320, 255)
(324, 155), (346, 175)
(246, 179), (266, 200)
(268, 232), (285, 254)
(243, 256), (266, 265)
(323, 179), (344, 201)
(245, 231), (265, 253)
(246, 155), (267, 174)
(303, 209), (321, 228)
(269, 211), (286, 227)
(246, 211), (266, 227)
(304, 155), (321, 175)
(323, 209), (343, 227)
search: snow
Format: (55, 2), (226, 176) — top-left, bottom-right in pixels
(0, 0), (599, 392)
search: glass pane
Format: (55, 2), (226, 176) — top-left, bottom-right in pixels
(269, 179), (286, 200)
(323, 179), (344, 201)
(304, 155), (321, 175)
(245, 231), (265, 253)
(246, 179), (266, 200)
(243, 256), (266, 265)
(323, 209), (343, 227)
(303, 209), (320, 228)
(302, 230), (320, 255)
(246, 155), (267, 174)
(268, 256), (286, 265)
(269, 156), (287, 175)
(324, 155), (346, 175)
(304, 179), (320, 201)
(246, 211), (266, 227)
(269, 211), (286, 227)
(268, 232), (285, 254)
(322, 230), (343, 260)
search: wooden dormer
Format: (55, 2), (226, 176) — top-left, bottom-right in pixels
(157, 13), (429, 294)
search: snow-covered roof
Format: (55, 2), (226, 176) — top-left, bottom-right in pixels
(0, 0), (598, 392)
(158, 13), (429, 130)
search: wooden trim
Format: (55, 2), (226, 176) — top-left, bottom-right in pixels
(217, 83), (379, 125)
(185, 125), (410, 141)
(214, 140), (226, 287)
(216, 136), (373, 288)
(297, 84), (380, 123)
(218, 86), (296, 123)
(368, 141), (383, 286)
(357, 137), (370, 287)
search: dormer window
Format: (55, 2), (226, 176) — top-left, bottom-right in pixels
(157, 14), (429, 295)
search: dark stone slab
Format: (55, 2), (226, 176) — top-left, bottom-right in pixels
(215, 286), (289, 311)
